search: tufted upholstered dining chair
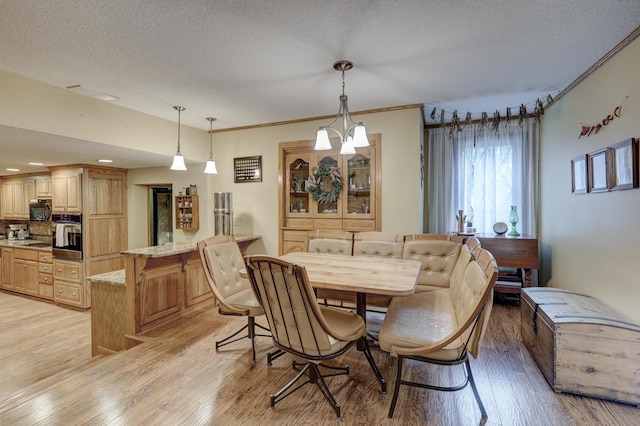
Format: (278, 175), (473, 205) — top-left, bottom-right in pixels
(465, 235), (482, 258)
(402, 236), (466, 293)
(378, 248), (498, 420)
(198, 235), (281, 363)
(245, 255), (369, 420)
(352, 231), (404, 309)
(308, 230), (354, 305)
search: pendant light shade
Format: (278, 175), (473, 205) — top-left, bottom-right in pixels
(314, 128), (332, 150)
(170, 106), (187, 171)
(204, 117), (218, 174)
(314, 61), (370, 154)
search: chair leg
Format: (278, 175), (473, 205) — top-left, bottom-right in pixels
(215, 322), (249, 351)
(310, 364), (342, 420)
(388, 355), (404, 418)
(465, 358), (488, 420)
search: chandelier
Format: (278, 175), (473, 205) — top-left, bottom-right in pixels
(203, 117), (218, 174)
(315, 60), (369, 154)
(170, 106), (187, 170)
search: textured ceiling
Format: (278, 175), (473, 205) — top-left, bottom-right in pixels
(0, 0), (639, 175)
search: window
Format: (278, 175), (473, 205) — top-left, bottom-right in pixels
(427, 121), (538, 236)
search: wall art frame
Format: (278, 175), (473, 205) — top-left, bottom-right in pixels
(234, 155), (262, 183)
(570, 154), (588, 194)
(587, 147), (614, 193)
(609, 138), (638, 191)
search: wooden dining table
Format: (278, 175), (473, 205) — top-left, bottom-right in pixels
(280, 252), (421, 393)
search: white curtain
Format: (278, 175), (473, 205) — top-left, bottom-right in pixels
(427, 120), (539, 237)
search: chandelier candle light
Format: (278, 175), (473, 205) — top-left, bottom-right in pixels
(315, 60), (369, 155)
(203, 117), (218, 174)
(170, 106), (187, 171)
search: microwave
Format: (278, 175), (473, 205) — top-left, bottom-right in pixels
(29, 199), (52, 222)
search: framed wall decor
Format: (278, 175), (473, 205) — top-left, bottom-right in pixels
(234, 155), (262, 183)
(570, 154), (588, 194)
(587, 147), (614, 193)
(609, 138), (638, 191)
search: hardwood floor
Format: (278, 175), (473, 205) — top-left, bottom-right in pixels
(0, 291), (638, 425)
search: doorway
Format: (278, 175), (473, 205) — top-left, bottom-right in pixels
(150, 186), (173, 246)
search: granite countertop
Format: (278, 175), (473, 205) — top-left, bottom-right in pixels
(86, 269), (126, 287)
(0, 239), (52, 250)
(121, 234), (260, 258)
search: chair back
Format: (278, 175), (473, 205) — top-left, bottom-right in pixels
(403, 239), (462, 287)
(465, 236), (482, 259)
(307, 230), (353, 255)
(450, 248), (498, 357)
(245, 255), (347, 358)
(197, 235), (252, 315)
(404, 233), (450, 241)
(353, 232), (403, 259)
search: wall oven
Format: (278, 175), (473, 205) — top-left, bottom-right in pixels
(52, 214), (83, 260)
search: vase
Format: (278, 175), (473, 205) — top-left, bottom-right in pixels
(457, 209), (464, 233)
(508, 205), (520, 236)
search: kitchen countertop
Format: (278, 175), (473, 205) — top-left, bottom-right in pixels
(0, 239), (52, 250)
(86, 269), (126, 287)
(121, 234), (261, 258)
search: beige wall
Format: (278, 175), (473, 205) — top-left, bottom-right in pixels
(540, 37), (640, 323)
(176, 107), (424, 256)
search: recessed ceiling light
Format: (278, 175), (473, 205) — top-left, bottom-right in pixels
(28, 162), (45, 166)
(6, 168), (20, 172)
(97, 159), (113, 163)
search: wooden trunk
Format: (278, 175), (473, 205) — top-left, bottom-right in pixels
(521, 288), (640, 405)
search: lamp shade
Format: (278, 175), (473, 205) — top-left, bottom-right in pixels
(340, 136), (356, 155)
(315, 128), (332, 150)
(170, 154), (187, 171)
(203, 160), (218, 174)
(352, 124), (369, 147)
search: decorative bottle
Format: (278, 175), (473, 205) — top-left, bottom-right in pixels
(508, 205), (520, 236)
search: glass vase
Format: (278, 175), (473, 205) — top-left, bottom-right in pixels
(508, 205), (520, 236)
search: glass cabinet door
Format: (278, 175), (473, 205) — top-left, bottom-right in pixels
(311, 154), (342, 217)
(344, 148), (375, 218)
(286, 154), (311, 216)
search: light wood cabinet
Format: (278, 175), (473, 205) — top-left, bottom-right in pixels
(184, 252), (211, 307)
(35, 175), (52, 198)
(51, 167), (82, 213)
(1, 177), (36, 219)
(53, 258), (85, 308)
(279, 134), (381, 254)
(1, 180), (13, 219)
(1, 248), (14, 290)
(176, 195), (199, 230)
(13, 249), (39, 295)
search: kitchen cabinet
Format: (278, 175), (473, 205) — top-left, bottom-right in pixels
(53, 258), (85, 308)
(1, 248), (13, 290)
(35, 175), (52, 198)
(14, 249), (39, 295)
(51, 167), (82, 213)
(176, 195), (199, 230)
(279, 134), (381, 254)
(1, 180), (12, 219)
(38, 251), (54, 299)
(1, 177), (35, 219)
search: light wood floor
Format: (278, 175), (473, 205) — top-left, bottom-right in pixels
(0, 291), (638, 425)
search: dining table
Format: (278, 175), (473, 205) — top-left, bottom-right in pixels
(280, 252), (422, 394)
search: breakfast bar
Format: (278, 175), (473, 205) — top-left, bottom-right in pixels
(89, 235), (260, 356)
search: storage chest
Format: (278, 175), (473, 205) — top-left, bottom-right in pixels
(521, 288), (640, 405)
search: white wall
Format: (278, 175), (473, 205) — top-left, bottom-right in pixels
(540, 37), (640, 323)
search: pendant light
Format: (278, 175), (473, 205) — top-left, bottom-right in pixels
(170, 106), (187, 170)
(203, 117), (218, 174)
(315, 60), (369, 153)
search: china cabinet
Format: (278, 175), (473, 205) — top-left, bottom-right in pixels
(278, 134), (381, 254)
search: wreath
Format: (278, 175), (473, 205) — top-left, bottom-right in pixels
(306, 164), (343, 203)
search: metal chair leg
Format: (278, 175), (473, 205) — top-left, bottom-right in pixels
(388, 355), (404, 418)
(466, 358), (488, 420)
